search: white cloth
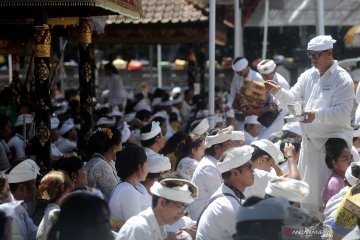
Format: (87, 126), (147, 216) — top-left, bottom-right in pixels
(274, 61), (354, 211)
(244, 169), (280, 198)
(11, 203), (38, 240)
(232, 58), (248, 72)
(0, 139), (11, 170)
(196, 184), (242, 240)
(117, 207), (167, 240)
(8, 134), (26, 159)
(136, 183), (152, 210)
(176, 157), (199, 181)
(15, 114), (33, 127)
(36, 203), (59, 240)
(307, 35), (336, 51)
(323, 186), (350, 228)
(227, 69), (264, 108)
(59, 118), (75, 136)
(106, 73), (127, 107)
(257, 59), (276, 74)
(54, 136), (77, 154)
(7, 159), (40, 184)
(218, 146), (253, 173)
(189, 155), (223, 220)
(50, 144), (63, 159)
(251, 139), (285, 165)
(147, 152), (171, 173)
(164, 216), (194, 233)
(204, 126), (233, 148)
(109, 182), (143, 222)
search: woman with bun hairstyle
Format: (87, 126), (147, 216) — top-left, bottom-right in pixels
(175, 134), (205, 180)
(85, 127), (122, 200)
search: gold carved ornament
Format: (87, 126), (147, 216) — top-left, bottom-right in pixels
(79, 17), (92, 44)
(36, 121), (50, 147)
(34, 25), (51, 57)
(35, 60), (50, 84)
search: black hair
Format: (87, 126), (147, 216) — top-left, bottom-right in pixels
(115, 145), (147, 180)
(232, 57), (245, 65)
(175, 134), (204, 168)
(88, 127), (121, 155)
(279, 138), (301, 154)
(54, 156), (84, 179)
(104, 63), (118, 74)
(152, 116), (166, 125)
(48, 192), (112, 240)
(324, 138), (348, 169)
(162, 131), (187, 156)
(140, 122), (161, 148)
(135, 110), (152, 121)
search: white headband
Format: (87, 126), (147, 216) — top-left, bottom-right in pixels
(150, 181), (197, 204)
(232, 58), (248, 72)
(205, 125), (233, 148)
(257, 59), (276, 74)
(345, 162), (360, 186)
(141, 121), (161, 140)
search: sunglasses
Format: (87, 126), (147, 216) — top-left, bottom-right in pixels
(306, 50), (328, 59)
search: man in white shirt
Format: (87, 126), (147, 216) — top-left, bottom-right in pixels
(265, 35), (354, 217)
(189, 126), (233, 220)
(117, 178), (198, 240)
(50, 116), (63, 160)
(55, 118), (77, 154)
(244, 115), (261, 145)
(196, 146), (254, 240)
(6, 159), (40, 240)
(8, 114), (34, 161)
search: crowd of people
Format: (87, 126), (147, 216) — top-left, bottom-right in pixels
(2, 35), (360, 239)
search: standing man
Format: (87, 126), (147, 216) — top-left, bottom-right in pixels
(257, 59), (290, 139)
(265, 35), (354, 217)
(227, 57), (264, 111)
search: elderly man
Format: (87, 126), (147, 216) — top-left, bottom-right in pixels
(196, 146), (254, 240)
(189, 126), (233, 220)
(265, 35), (355, 217)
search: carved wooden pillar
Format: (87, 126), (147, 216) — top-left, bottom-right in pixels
(78, 17), (93, 159)
(33, 24), (51, 170)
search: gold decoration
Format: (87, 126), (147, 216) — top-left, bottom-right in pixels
(36, 99), (50, 111)
(81, 63), (92, 83)
(36, 121), (50, 147)
(79, 17), (92, 44)
(34, 25), (51, 57)
(85, 96), (93, 114)
(100, 128), (113, 139)
(36, 60), (49, 83)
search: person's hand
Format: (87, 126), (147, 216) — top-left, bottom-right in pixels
(302, 111), (315, 123)
(283, 143), (297, 162)
(180, 224), (197, 239)
(264, 80), (281, 95)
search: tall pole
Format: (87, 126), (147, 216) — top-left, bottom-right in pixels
(59, 37), (65, 97)
(157, 44), (162, 88)
(262, 0), (269, 59)
(78, 17), (94, 159)
(209, 0), (216, 129)
(234, 0), (243, 57)
(315, 0), (325, 35)
(33, 21), (52, 171)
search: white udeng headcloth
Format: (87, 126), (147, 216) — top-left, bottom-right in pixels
(141, 121), (161, 140)
(150, 179), (198, 204)
(345, 162), (360, 186)
(307, 35), (336, 51)
(205, 125), (233, 148)
(232, 58), (248, 72)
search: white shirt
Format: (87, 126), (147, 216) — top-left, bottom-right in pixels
(36, 203), (59, 240)
(8, 134), (25, 159)
(189, 155), (223, 220)
(117, 207), (167, 240)
(176, 157), (199, 181)
(196, 184), (242, 240)
(323, 186), (350, 228)
(55, 136), (77, 154)
(106, 73), (127, 107)
(50, 144), (63, 159)
(12, 204), (38, 240)
(275, 61), (354, 149)
(0, 139), (11, 170)
(227, 68), (264, 108)
(109, 182), (143, 222)
(243, 169), (280, 198)
(274, 72), (290, 90)
(136, 182), (152, 210)
(244, 131), (258, 145)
